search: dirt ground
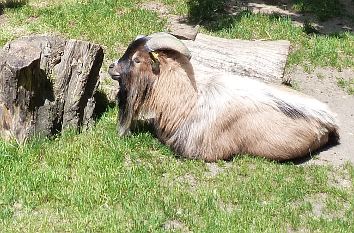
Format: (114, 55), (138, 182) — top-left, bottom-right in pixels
(285, 67), (354, 166)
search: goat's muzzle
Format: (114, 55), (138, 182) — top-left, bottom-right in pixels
(108, 63), (121, 80)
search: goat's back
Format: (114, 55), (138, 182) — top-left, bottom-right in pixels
(177, 73), (339, 161)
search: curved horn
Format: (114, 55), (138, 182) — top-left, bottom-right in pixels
(145, 32), (191, 59)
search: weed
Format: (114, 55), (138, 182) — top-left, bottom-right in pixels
(317, 72), (325, 80)
(337, 77), (354, 94)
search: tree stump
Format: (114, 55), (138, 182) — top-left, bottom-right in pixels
(0, 35), (104, 143)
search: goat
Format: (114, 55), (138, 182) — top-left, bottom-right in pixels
(108, 32), (339, 162)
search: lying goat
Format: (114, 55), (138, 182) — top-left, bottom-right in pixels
(108, 32), (339, 161)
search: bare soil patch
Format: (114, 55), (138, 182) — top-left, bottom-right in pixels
(28, 0), (75, 8)
(285, 67), (354, 165)
(163, 219), (191, 232)
(303, 193), (350, 219)
(205, 163), (225, 178)
(139, 1), (169, 16)
(0, 14), (7, 26)
(328, 166), (352, 189)
(140, 1), (198, 40)
(204, 162), (233, 177)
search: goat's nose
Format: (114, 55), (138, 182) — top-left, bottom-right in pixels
(108, 66), (121, 80)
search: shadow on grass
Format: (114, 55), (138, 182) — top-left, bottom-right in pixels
(187, 0), (228, 23)
(94, 90), (116, 121)
(0, 0), (28, 14)
(186, 0), (352, 35)
(291, 0), (343, 21)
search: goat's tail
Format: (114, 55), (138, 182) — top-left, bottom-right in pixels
(270, 86), (340, 145)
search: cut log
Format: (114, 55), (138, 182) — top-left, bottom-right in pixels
(168, 16), (199, 40)
(183, 33), (290, 83)
(0, 35), (104, 143)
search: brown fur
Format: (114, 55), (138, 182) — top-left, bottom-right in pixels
(109, 39), (339, 162)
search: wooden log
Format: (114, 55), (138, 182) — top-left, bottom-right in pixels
(168, 16), (199, 40)
(183, 33), (290, 83)
(0, 35), (104, 143)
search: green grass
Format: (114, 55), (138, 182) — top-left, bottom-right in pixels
(1, 0), (166, 59)
(291, 0), (343, 21)
(0, 0), (28, 7)
(183, 0), (345, 22)
(0, 0), (354, 231)
(162, 0), (354, 70)
(1, 0), (353, 69)
(161, 0), (189, 15)
(194, 11), (354, 69)
(0, 109), (353, 232)
(337, 77), (354, 94)
(0, 26), (14, 46)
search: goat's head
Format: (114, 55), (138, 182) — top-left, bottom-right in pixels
(108, 32), (192, 136)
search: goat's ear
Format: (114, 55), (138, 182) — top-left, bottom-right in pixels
(149, 52), (160, 75)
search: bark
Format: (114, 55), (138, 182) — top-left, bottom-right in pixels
(0, 35), (104, 143)
(168, 16), (200, 40)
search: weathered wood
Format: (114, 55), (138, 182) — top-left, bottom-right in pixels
(168, 16), (199, 40)
(53, 39), (103, 130)
(0, 35), (104, 143)
(183, 33), (290, 82)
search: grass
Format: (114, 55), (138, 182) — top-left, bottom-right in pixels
(1, 0), (353, 68)
(1, 109), (353, 232)
(0, 26), (14, 46)
(0, 0), (353, 231)
(337, 77), (354, 94)
(194, 11), (354, 69)
(291, 0), (343, 21)
(1, 0), (165, 59)
(184, 0), (345, 22)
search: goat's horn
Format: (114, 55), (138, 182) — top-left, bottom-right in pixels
(146, 32), (191, 59)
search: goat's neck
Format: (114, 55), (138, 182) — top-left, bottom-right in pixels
(146, 63), (197, 139)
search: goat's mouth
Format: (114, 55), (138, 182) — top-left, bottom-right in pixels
(110, 74), (121, 81)
(108, 68), (121, 80)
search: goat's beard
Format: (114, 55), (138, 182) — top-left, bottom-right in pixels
(117, 74), (154, 136)
(117, 87), (141, 137)
(117, 86), (133, 136)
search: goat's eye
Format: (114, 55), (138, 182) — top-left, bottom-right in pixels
(133, 58), (140, 64)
